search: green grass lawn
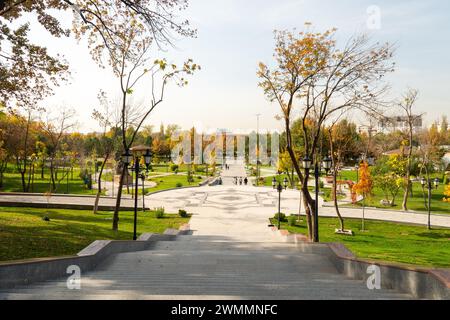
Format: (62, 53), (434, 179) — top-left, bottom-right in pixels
(1, 167), (95, 195)
(273, 217), (450, 268)
(0, 206), (190, 262)
(151, 163), (210, 174)
(350, 182), (450, 214)
(147, 174), (206, 192)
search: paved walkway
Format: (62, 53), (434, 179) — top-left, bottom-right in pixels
(0, 193), (136, 210)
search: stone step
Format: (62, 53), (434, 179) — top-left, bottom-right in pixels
(0, 235), (412, 300)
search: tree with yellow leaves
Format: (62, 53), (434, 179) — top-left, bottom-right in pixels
(257, 24), (395, 241)
(444, 184), (450, 202)
(353, 161), (373, 231)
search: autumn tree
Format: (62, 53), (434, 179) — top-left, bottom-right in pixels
(92, 90), (120, 214)
(41, 108), (76, 192)
(258, 25), (394, 241)
(398, 89), (421, 211)
(95, 10), (199, 231)
(327, 116), (359, 232)
(0, 110), (39, 191)
(352, 161), (373, 231)
(0, 2), (69, 110)
(372, 155), (406, 206)
(1, 0), (195, 109)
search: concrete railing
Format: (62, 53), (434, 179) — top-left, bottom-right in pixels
(0, 226), (190, 289)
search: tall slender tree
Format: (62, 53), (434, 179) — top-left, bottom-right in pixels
(258, 25), (394, 241)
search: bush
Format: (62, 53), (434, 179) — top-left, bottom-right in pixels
(170, 164), (179, 172)
(178, 209), (188, 218)
(273, 212), (287, 222)
(187, 171), (194, 183)
(154, 207), (165, 219)
(79, 169), (93, 190)
(176, 182), (183, 188)
(288, 215), (297, 226)
(197, 176), (202, 180)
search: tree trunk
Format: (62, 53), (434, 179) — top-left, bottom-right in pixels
(49, 159), (56, 192)
(402, 125), (414, 211)
(284, 116), (314, 241)
(328, 131), (345, 231)
(332, 171), (345, 231)
(112, 164), (126, 231)
(20, 171), (26, 192)
(94, 154), (109, 215)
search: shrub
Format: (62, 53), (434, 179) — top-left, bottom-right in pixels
(170, 164), (179, 172)
(176, 182), (183, 188)
(187, 171), (194, 183)
(197, 176), (202, 180)
(273, 212), (287, 222)
(178, 209), (188, 218)
(154, 207), (165, 219)
(288, 215), (297, 226)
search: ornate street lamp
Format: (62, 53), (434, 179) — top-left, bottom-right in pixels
(144, 149), (152, 169)
(122, 150), (133, 167)
(283, 177), (288, 189)
(128, 146), (152, 240)
(434, 178), (440, 189)
(302, 155), (312, 170)
(272, 175), (286, 229)
(322, 155), (332, 175)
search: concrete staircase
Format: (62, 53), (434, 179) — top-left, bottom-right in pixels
(0, 235), (411, 300)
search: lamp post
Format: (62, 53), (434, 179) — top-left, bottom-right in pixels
(421, 177), (439, 230)
(272, 175), (288, 229)
(123, 147), (152, 241)
(301, 155), (332, 242)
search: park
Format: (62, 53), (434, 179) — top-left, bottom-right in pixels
(0, 0), (449, 302)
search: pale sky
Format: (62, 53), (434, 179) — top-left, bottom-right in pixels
(23, 0), (450, 133)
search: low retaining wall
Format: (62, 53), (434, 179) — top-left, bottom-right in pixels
(269, 225), (450, 299)
(326, 243), (450, 300)
(0, 226), (190, 289)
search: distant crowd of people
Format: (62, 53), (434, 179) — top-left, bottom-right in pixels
(234, 176), (248, 186)
(222, 164), (248, 185)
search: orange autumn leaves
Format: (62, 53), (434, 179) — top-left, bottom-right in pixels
(353, 161), (373, 199)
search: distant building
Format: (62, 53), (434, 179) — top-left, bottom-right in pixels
(443, 152), (450, 171)
(377, 115), (423, 133)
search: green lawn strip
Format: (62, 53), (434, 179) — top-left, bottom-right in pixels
(147, 174), (206, 192)
(0, 206), (189, 262)
(1, 167), (96, 195)
(271, 217), (450, 268)
(350, 182), (450, 214)
(261, 171), (450, 214)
